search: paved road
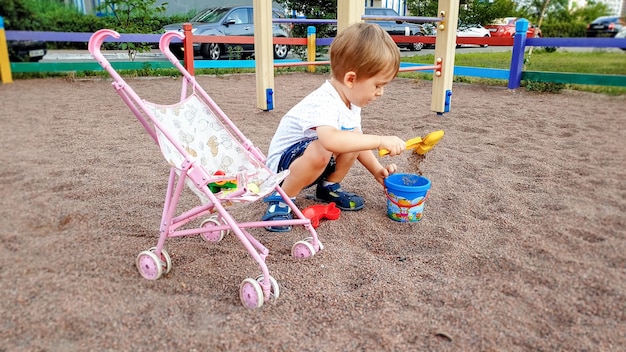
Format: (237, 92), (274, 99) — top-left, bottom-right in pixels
(42, 49), (165, 62)
(43, 45), (517, 62)
(42, 44), (607, 62)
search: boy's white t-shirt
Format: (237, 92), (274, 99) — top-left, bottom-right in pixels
(266, 80), (362, 172)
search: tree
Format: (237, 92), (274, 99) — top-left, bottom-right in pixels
(517, 0), (562, 22)
(568, 0), (611, 23)
(275, 0), (336, 37)
(460, 0), (518, 26)
(0, 0), (37, 30)
(407, 0), (518, 26)
(277, 0), (336, 18)
(274, 0), (336, 60)
(96, 0), (168, 60)
(407, 0), (439, 18)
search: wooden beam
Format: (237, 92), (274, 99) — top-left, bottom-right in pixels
(430, 1), (459, 114)
(337, 0), (364, 34)
(253, 0), (274, 110)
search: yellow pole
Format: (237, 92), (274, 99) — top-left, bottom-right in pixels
(307, 26), (316, 73)
(0, 16), (13, 84)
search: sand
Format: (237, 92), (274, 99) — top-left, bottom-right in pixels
(0, 72), (624, 351)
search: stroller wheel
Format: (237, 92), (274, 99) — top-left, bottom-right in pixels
(200, 216), (228, 242)
(292, 240), (316, 259)
(304, 237), (324, 251)
(240, 278), (264, 309)
(256, 274), (280, 300)
(148, 246), (172, 274)
(136, 250), (164, 280)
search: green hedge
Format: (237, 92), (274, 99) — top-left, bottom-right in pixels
(540, 21), (587, 38)
(0, 0), (193, 33)
(1, 0), (192, 49)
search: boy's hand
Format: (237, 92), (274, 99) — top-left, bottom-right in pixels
(378, 136), (406, 156)
(375, 164), (398, 186)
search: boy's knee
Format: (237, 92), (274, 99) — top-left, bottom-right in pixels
(314, 153), (333, 169)
(336, 152), (359, 164)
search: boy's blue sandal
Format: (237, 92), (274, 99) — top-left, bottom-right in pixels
(262, 192), (293, 232)
(316, 183), (364, 211)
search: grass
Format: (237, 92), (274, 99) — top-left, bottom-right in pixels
(400, 48), (626, 95)
(12, 49), (625, 95)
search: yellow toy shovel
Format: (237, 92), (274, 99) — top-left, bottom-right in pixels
(379, 130), (444, 156)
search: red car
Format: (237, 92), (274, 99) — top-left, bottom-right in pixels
(484, 17), (542, 38)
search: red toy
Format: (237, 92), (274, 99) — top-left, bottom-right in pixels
(302, 202), (341, 228)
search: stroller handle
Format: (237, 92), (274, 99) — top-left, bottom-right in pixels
(159, 31), (187, 69)
(88, 29), (120, 67)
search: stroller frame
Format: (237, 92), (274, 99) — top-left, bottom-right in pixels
(88, 29), (323, 309)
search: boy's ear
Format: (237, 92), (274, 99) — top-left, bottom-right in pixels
(343, 71), (357, 88)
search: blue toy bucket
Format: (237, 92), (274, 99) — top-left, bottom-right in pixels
(384, 173), (431, 222)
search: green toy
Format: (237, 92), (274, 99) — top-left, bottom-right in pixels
(208, 171), (238, 193)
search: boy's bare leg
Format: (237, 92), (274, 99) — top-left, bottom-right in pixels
(280, 140), (332, 197)
(324, 152), (358, 183)
(315, 151), (364, 211)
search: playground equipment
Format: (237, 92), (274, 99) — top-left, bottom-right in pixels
(89, 28), (325, 309)
(5, 15), (625, 94)
(243, 0), (458, 113)
(177, 1), (457, 113)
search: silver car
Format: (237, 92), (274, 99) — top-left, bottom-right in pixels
(163, 6), (291, 60)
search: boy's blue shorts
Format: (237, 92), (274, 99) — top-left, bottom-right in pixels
(277, 138), (336, 187)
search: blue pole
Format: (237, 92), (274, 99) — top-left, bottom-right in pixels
(508, 19), (528, 89)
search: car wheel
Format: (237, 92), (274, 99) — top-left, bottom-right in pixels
(273, 43), (289, 60)
(481, 34), (489, 48)
(409, 40), (424, 52)
(407, 34), (424, 51)
(201, 43), (222, 60)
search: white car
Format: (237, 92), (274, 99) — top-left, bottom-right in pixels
(456, 24), (491, 47)
(422, 23), (491, 48)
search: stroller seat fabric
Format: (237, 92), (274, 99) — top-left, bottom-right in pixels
(144, 95), (286, 204)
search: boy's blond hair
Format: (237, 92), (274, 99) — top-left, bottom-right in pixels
(330, 22), (401, 81)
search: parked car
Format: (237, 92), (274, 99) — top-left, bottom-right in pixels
(484, 17), (542, 38)
(163, 6), (291, 60)
(421, 23), (490, 48)
(616, 26), (626, 51)
(456, 24), (491, 47)
(586, 16), (625, 37)
(8, 40), (47, 62)
(363, 7), (424, 51)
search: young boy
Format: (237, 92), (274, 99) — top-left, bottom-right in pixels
(263, 22), (407, 232)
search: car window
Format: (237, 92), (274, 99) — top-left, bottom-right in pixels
(228, 8), (249, 24)
(190, 7), (230, 23)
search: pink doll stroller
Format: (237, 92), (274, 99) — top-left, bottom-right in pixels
(88, 29), (323, 309)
